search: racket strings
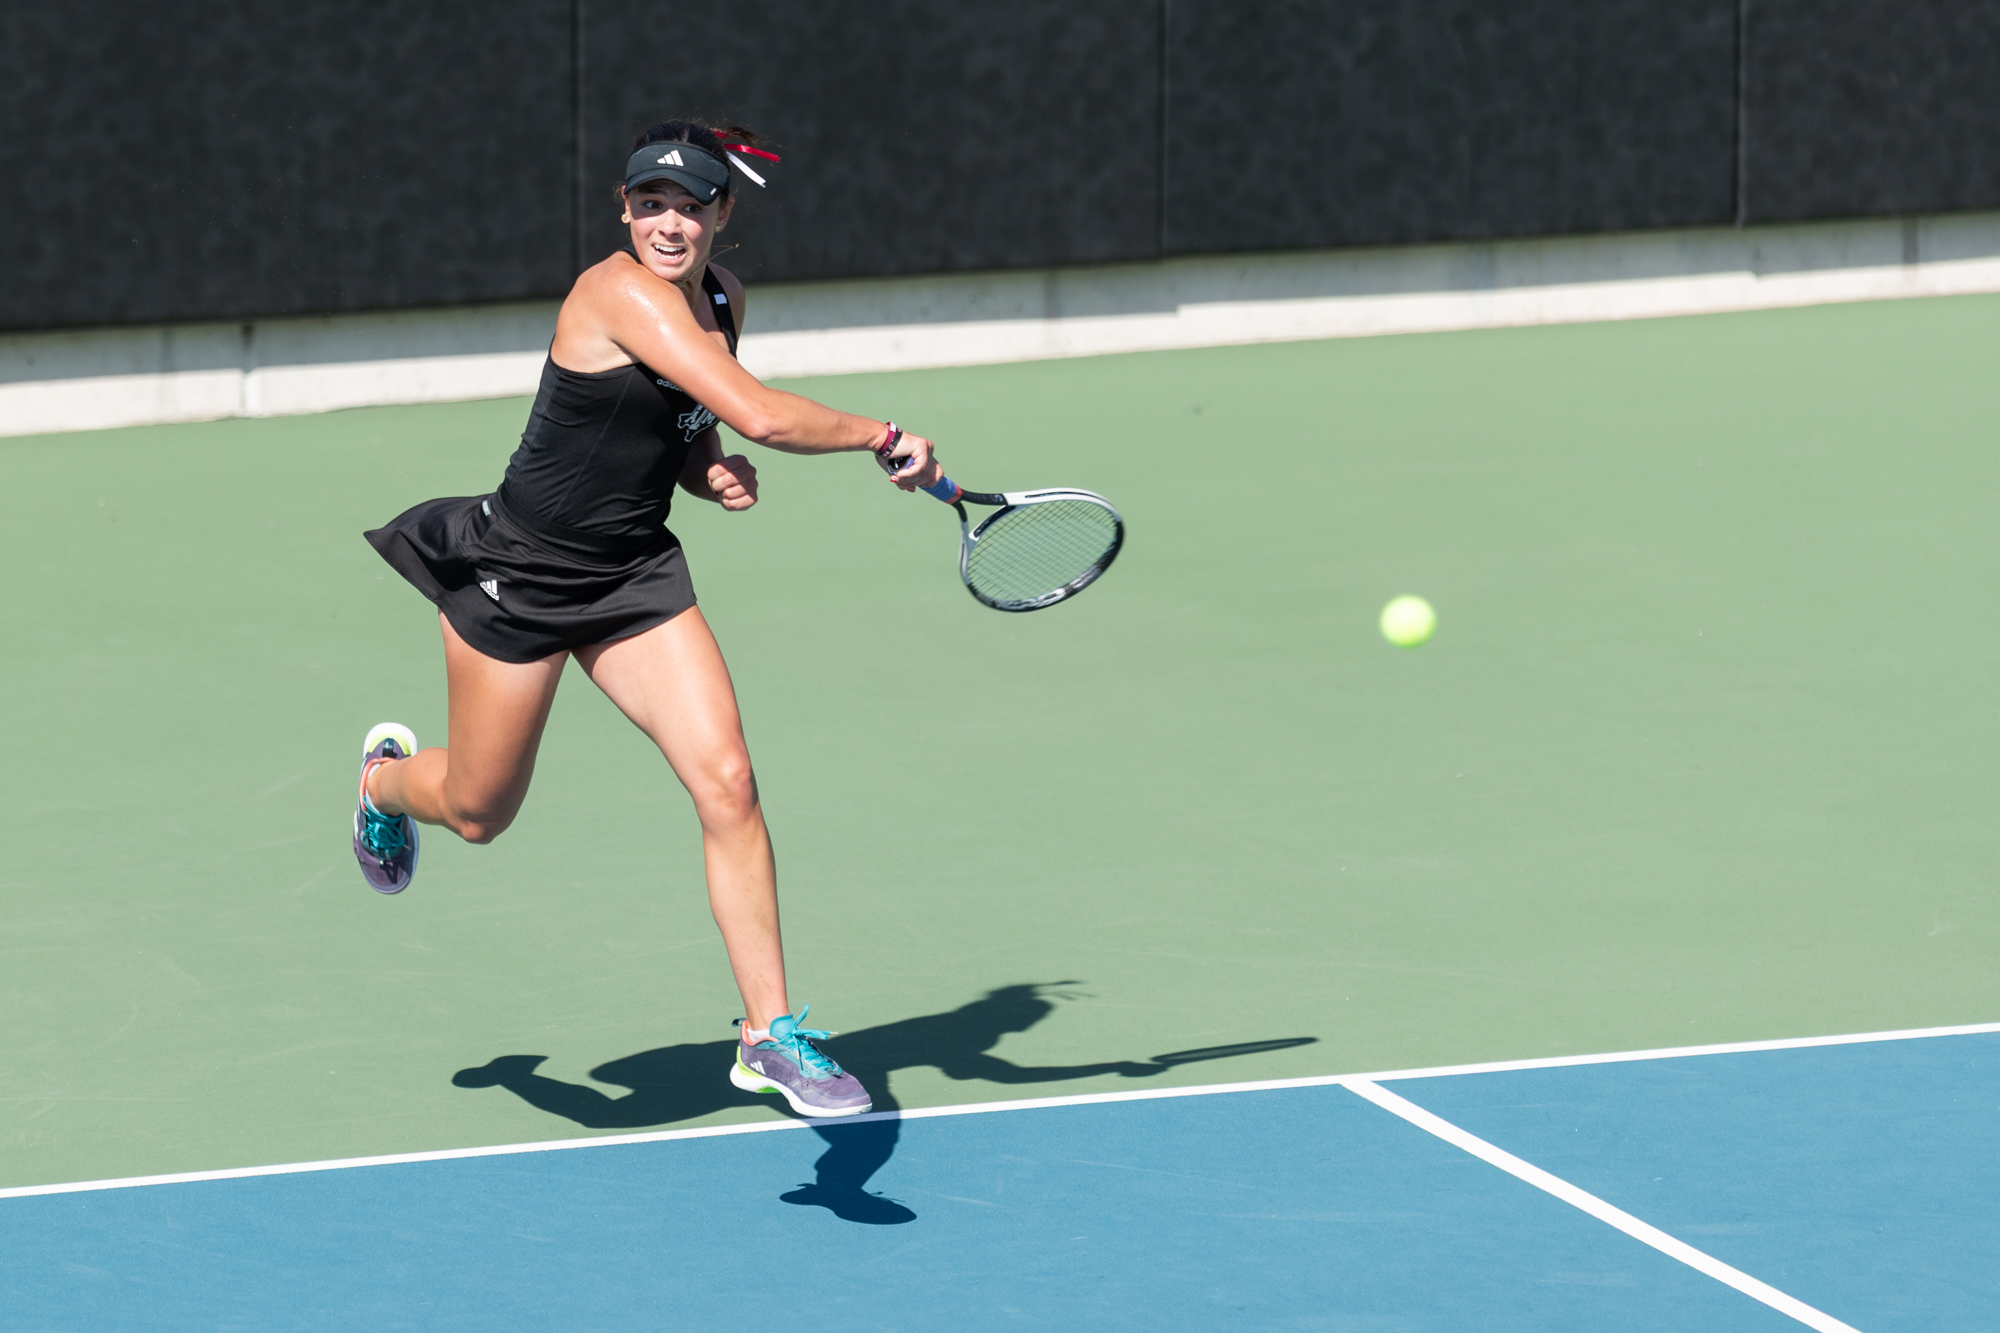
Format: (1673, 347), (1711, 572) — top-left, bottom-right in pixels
(964, 499), (1120, 607)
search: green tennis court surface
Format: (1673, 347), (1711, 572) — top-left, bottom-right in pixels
(5, 294), (1999, 1323)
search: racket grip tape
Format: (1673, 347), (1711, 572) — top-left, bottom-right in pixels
(920, 474), (963, 503)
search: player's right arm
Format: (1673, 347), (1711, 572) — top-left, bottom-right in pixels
(558, 259), (940, 489)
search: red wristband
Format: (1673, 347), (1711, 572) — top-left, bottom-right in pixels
(877, 421), (902, 456)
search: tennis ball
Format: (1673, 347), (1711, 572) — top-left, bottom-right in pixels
(1379, 595), (1436, 648)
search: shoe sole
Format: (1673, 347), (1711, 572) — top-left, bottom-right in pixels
(357, 723), (420, 893)
(364, 722), (418, 759)
(730, 1057), (871, 1118)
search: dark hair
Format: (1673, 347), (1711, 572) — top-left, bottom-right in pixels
(624, 118), (770, 199)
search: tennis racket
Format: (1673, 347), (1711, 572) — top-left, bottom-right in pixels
(880, 443), (1125, 612)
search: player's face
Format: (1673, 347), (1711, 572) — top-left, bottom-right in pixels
(625, 182), (732, 282)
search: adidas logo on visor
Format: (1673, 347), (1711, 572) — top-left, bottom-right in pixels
(656, 150), (684, 166)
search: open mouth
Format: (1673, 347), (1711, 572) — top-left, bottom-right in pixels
(650, 241), (687, 263)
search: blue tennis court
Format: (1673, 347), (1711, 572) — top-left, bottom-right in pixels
(7, 1025), (1993, 1331)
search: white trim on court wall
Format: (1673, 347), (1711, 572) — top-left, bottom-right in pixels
(7, 210), (2000, 439)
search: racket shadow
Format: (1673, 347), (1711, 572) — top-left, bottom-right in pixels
(451, 983), (1316, 1226)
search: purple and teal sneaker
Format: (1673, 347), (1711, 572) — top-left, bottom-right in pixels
(729, 1007), (873, 1117)
(353, 723), (419, 894)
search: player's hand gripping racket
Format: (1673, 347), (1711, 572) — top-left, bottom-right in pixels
(878, 429), (1124, 613)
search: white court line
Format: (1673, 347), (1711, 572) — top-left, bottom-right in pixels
(1337, 1017), (2000, 1083)
(4, 1017), (1996, 1201)
(1342, 1079), (1864, 1333)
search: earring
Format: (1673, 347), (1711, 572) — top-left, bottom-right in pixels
(620, 213), (631, 223)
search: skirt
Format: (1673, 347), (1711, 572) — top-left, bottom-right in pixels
(364, 490), (697, 664)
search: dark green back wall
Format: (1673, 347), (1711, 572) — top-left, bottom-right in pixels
(4, 1), (1997, 331)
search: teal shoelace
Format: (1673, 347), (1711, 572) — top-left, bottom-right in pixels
(761, 1006), (841, 1081)
(361, 800), (408, 859)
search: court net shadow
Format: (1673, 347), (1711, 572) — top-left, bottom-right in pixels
(452, 982), (1315, 1226)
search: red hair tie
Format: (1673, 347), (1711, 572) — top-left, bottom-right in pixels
(720, 142), (780, 188)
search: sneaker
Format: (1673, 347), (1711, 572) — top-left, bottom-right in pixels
(729, 1007), (873, 1117)
(353, 723), (419, 894)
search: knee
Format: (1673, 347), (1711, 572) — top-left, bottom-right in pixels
(691, 750), (760, 827)
(445, 804), (516, 846)
(452, 819), (508, 846)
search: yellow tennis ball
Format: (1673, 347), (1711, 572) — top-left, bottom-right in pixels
(1380, 595), (1436, 648)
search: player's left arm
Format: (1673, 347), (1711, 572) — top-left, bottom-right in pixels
(678, 426), (759, 509)
(677, 267), (758, 508)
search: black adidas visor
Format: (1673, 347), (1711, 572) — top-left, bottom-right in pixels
(624, 143), (731, 203)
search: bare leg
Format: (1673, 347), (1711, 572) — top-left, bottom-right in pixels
(368, 614), (568, 845)
(575, 608), (788, 1030)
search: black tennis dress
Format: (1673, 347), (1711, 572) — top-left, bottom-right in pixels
(365, 265), (736, 664)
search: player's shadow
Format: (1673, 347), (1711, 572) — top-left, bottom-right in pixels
(452, 982), (1315, 1226)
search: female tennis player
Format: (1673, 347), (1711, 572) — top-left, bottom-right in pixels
(354, 120), (939, 1118)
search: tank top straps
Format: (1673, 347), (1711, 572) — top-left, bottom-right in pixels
(495, 266), (739, 552)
